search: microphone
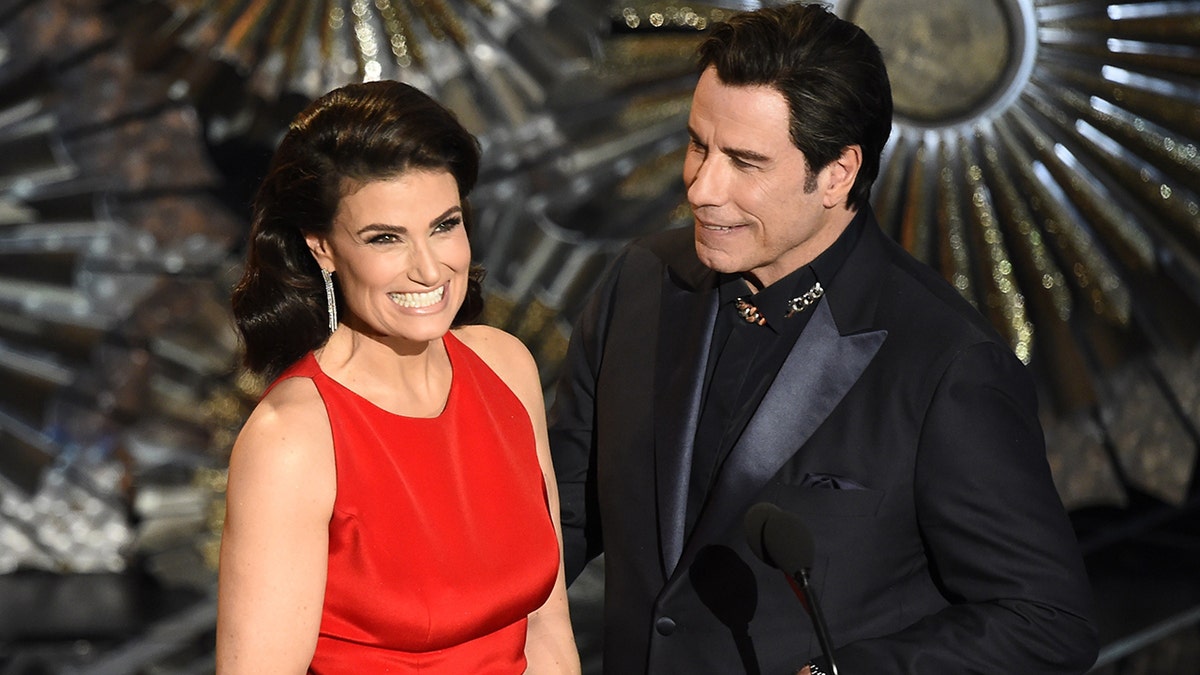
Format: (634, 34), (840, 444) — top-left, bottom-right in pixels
(744, 502), (840, 675)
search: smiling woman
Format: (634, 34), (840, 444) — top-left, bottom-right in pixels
(230, 81), (487, 381)
(217, 80), (580, 674)
(306, 172), (473, 354)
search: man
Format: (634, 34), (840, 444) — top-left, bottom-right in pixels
(548, 3), (1098, 674)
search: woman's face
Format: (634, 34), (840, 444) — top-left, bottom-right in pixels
(307, 170), (472, 348)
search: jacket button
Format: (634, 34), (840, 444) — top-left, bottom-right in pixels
(655, 616), (676, 635)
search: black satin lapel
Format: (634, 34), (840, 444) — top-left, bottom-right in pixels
(675, 299), (887, 575)
(655, 280), (718, 577)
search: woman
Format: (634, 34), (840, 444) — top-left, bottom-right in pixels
(217, 80), (579, 674)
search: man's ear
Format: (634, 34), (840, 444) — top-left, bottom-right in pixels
(305, 233), (334, 272)
(822, 144), (862, 209)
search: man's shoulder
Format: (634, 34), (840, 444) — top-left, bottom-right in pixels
(621, 226), (695, 268)
(862, 229), (1009, 351)
(884, 274), (1015, 373)
(621, 227), (712, 290)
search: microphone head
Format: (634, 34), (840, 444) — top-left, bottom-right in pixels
(743, 502), (815, 576)
(743, 501), (778, 564)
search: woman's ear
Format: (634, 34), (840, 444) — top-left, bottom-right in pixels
(305, 233), (334, 272)
(821, 144), (862, 209)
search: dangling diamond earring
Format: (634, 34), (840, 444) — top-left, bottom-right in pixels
(321, 268), (337, 334)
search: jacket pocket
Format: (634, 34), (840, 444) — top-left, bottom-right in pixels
(766, 483), (884, 518)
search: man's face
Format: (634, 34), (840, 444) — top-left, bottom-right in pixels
(683, 67), (852, 290)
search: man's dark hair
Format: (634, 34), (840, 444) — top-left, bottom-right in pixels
(697, 2), (893, 210)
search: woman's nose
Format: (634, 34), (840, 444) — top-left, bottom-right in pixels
(408, 241), (440, 285)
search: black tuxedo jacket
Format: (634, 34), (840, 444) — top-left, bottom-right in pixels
(549, 211), (1097, 674)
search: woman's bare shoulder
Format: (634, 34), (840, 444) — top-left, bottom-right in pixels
(229, 376), (333, 480)
(454, 324), (533, 364)
(452, 325), (539, 393)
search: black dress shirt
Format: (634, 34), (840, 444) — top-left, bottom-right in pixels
(684, 211), (866, 535)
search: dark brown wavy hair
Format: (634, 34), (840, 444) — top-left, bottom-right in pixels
(231, 80), (485, 379)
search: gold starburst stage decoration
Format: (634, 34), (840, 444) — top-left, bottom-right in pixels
(0, 4), (1198, 667)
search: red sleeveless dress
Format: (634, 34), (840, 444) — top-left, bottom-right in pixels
(271, 331), (559, 673)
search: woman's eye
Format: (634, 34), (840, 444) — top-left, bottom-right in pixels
(368, 233), (398, 244)
(434, 216), (462, 233)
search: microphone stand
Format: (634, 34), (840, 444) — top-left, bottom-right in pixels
(797, 568), (839, 675)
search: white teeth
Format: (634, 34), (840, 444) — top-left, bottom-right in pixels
(389, 286), (444, 308)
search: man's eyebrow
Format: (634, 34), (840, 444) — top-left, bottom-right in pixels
(686, 125), (771, 163)
(726, 146), (771, 163)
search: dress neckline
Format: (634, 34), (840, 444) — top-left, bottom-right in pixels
(309, 332), (459, 420)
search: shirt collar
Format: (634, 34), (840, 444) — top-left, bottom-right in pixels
(716, 208), (867, 330)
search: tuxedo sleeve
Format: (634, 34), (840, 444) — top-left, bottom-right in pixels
(823, 340), (1099, 673)
(548, 249), (629, 583)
